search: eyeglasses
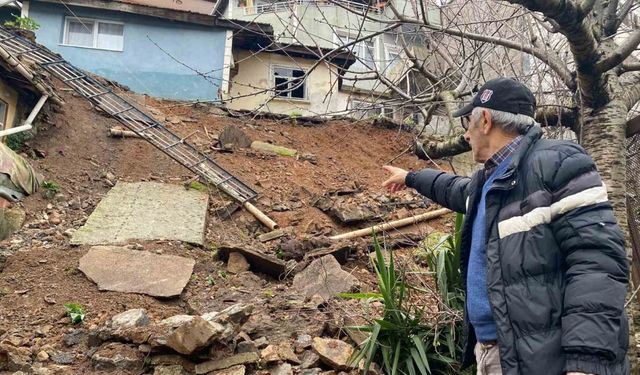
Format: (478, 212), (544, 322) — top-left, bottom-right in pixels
(461, 116), (470, 131)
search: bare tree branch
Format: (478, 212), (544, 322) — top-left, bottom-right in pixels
(504, 0), (603, 105)
(597, 29), (640, 72)
(615, 0), (637, 31)
(390, 5), (576, 90)
(604, 0), (620, 36)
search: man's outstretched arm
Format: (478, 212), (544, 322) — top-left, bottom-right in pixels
(382, 166), (471, 214)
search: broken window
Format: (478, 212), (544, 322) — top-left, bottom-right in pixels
(0, 99), (6, 130)
(273, 67), (307, 99)
(64, 17), (124, 51)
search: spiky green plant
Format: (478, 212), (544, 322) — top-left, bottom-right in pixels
(349, 213), (465, 375)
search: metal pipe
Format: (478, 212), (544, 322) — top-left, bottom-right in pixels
(0, 94), (48, 138)
(24, 94), (48, 125)
(0, 124), (32, 137)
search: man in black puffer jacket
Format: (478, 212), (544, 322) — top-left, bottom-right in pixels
(382, 78), (629, 375)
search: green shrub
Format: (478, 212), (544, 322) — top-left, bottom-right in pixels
(4, 15), (40, 31)
(63, 303), (85, 324)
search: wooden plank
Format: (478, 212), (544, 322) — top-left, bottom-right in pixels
(218, 245), (287, 278)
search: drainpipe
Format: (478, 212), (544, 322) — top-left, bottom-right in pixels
(0, 95), (48, 138)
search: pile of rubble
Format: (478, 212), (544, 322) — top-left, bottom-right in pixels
(0, 301), (373, 375)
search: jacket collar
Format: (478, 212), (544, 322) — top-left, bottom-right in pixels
(492, 125), (543, 184)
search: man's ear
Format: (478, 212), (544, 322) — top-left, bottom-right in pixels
(481, 110), (492, 135)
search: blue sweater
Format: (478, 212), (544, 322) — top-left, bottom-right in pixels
(467, 155), (512, 342)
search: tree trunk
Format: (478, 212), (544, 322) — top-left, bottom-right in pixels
(579, 78), (630, 253)
(579, 76), (637, 371)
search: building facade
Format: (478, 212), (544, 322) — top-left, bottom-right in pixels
(24, 0), (234, 101)
(219, 0), (441, 118)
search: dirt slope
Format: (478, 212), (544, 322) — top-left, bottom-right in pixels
(0, 88), (450, 374)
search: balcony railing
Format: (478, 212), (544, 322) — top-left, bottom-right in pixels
(242, 0), (386, 15)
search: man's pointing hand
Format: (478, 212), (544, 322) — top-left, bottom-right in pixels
(382, 165), (408, 193)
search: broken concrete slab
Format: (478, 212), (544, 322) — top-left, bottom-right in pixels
(79, 246), (195, 298)
(293, 255), (357, 300)
(218, 246), (287, 278)
(71, 182), (208, 246)
(195, 352), (259, 374)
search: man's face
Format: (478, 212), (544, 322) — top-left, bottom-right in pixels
(462, 111), (491, 163)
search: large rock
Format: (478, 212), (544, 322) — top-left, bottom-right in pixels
(311, 338), (354, 370)
(260, 343), (300, 364)
(91, 343), (143, 371)
(160, 315), (194, 328)
(293, 255), (357, 300)
(154, 365), (188, 375)
(148, 354), (195, 373)
(269, 363), (293, 375)
(0, 344), (31, 371)
(79, 246), (195, 297)
(206, 364), (246, 375)
(111, 309), (150, 329)
(206, 303), (253, 325)
(71, 181), (209, 245)
(219, 125), (253, 149)
(195, 353), (259, 374)
(227, 252), (250, 273)
(0, 207), (26, 241)
(165, 317), (223, 355)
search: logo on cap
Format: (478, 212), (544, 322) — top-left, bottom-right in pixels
(480, 89), (493, 103)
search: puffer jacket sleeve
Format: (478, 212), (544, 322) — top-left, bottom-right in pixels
(405, 169), (471, 213)
(545, 146), (629, 374)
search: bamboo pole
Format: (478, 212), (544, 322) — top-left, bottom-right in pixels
(109, 127), (150, 138)
(243, 202), (279, 230)
(329, 208), (451, 241)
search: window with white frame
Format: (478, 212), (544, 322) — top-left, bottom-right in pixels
(63, 17), (124, 51)
(335, 32), (375, 68)
(0, 99), (7, 130)
(273, 66), (307, 99)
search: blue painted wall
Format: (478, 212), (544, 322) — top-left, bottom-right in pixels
(28, 2), (226, 101)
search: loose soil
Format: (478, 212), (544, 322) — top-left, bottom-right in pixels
(0, 86), (453, 374)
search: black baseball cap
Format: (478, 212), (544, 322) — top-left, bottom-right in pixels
(452, 78), (536, 118)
